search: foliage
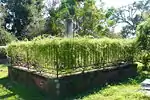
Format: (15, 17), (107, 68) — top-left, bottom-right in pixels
(135, 50), (150, 70)
(112, 0), (150, 38)
(45, 0), (115, 37)
(1, 0), (115, 38)
(140, 51), (150, 70)
(74, 0), (114, 36)
(0, 46), (7, 57)
(136, 18), (150, 69)
(136, 18), (150, 50)
(0, 28), (17, 46)
(1, 0), (45, 39)
(44, 7), (65, 36)
(7, 38), (135, 75)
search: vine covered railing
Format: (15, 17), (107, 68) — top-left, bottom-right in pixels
(7, 38), (135, 77)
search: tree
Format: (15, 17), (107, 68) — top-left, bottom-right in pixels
(0, 3), (17, 45)
(75, 0), (105, 35)
(136, 18), (150, 50)
(45, 0), (114, 37)
(113, 0), (150, 38)
(1, 0), (45, 39)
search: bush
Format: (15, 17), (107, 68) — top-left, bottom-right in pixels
(0, 46), (7, 58)
(136, 18), (150, 70)
(135, 50), (150, 70)
(0, 28), (17, 46)
(7, 37), (135, 74)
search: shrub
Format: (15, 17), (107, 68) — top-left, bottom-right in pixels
(0, 28), (17, 46)
(135, 50), (150, 70)
(136, 18), (150, 70)
(136, 18), (150, 50)
(0, 46), (7, 58)
(7, 37), (135, 74)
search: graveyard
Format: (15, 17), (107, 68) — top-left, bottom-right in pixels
(0, 0), (150, 100)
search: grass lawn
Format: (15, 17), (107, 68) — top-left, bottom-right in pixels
(76, 83), (149, 100)
(0, 64), (150, 100)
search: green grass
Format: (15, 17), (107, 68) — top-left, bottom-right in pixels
(75, 84), (149, 100)
(0, 64), (150, 100)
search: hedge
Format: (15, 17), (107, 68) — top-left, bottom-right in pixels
(7, 38), (135, 75)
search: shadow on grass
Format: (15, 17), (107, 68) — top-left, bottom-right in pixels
(66, 73), (150, 100)
(0, 77), (53, 100)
